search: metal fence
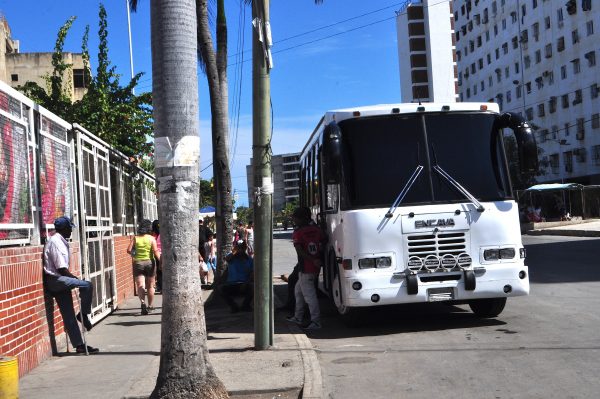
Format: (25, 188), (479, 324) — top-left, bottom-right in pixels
(0, 81), (157, 319)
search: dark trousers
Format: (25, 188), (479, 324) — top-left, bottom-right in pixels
(285, 264), (300, 309)
(220, 282), (253, 311)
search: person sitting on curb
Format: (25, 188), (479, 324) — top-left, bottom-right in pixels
(220, 240), (254, 313)
(127, 219), (161, 315)
(286, 207), (325, 330)
(43, 216), (99, 354)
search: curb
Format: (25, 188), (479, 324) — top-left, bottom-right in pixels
(286, 323), (323, 399)
(527, 229), (600, 237)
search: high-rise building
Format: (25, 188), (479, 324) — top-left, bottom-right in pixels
(453, 0), (599, 184)
(246, 152), (300, 211)
(396, 0), (459, 103)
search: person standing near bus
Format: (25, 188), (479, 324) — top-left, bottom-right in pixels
(286, 207), (325, 330)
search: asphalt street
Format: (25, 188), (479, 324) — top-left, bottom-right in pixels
(273, 234), (600, 399)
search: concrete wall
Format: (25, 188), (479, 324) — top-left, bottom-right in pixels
(6, 52), (87, 102)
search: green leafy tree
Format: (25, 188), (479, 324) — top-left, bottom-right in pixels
(18, 5), (153, 163)
(73, 3), (153, 159)
(200, 178), (216, 207)
(235, 206), (252, 225)
(18, 17), (76, 119)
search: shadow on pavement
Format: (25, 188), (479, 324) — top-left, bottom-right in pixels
(525, 238), (600, 283)
(107, 320), (162, 327)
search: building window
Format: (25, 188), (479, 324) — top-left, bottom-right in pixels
(561, 65), (567, 79)
(535, 50), (541, 63)
(593, 145), (600, 166)
(466, 88), (471, 98)
(525, 82), (531, 93)
(576, 118), (585, 140)
(585, 51), (596, 66)
(502, 42), (508, 54)
(512, 36), (519, 49)
(511, 12), (518, 24)
(549, 96), (557, 113)
(573, 89), (582, 105)
(506, 90), (512, 103)
(572, 29), (579, 44)
(533, 0), (538, 9)
(564, 151), (573, 172)
(487, 53), (492, 64)
(562, 94), (570, 108)
(489, 76), (493, 87)
(544, 16), (551, 29)
(587, 20), (594, 36)
(592, 114), (600, 130)
(10, 74), (18, 82)
(557, 8), (564, 25)
(536, 77), (544, 89)
(481, 80), (485, 90)
(582, 0), (592, 11)
(505, 67), (510, 78)
(565, 122), (570, 136)
(486, 30), (490, 41)
(557, 36), (565, 52)
(524, 55), (531, 69)
(533, 22), (540, 41)
(550, 154), (560, 173)
(514, 62), (520, 74)
(73, 69), (88, 89)
(525, 107), (534, 120)
(478, 58), (484, 69)
(494, 24), (498, 36)
(502, 19), (507, 30)
(547, 71), (554, 85)
(477, 36), (482, 47)
(474, 84), (478, 95)
(495, 48), (500, 59)
(592, 84), (599, 99)
(545, 44), (552, 58)
(471, 63), (476, 74)
(521, 29), (529, 43)
(572, 58), (580, 74)
(516, 85), (522, 98)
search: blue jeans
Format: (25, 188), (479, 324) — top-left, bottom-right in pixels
(45, 275), (93, 348)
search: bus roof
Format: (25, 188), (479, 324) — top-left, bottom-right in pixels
(323, 102), (500, 125)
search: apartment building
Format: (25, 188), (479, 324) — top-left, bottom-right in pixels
(246, 152), (300, 212)
(396, 0), (459, 103)
(454, 0), (599, 184)
(0, 16), (88, 102)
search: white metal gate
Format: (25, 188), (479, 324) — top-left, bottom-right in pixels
(75, 126), (116, 319)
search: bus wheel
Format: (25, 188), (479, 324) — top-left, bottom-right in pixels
(468, 297), (507, 318)
(332, 272), (362, 326)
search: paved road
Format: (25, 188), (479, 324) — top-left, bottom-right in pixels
(276, 235), (600, 399)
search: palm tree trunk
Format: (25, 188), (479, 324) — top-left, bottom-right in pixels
(150, 0), (227, 397)
(197, 0), (233, 285)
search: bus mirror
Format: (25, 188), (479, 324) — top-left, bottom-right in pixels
(498, 112), (538, 174)
(323, 122), (342, 183)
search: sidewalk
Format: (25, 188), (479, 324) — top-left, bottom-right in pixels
(19, 284), (318, 399)
(525, 219), (600, 237)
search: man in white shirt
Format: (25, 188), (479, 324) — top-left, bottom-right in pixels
(44, 216), (99, 354)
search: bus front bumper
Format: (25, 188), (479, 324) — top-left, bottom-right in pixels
(341, 264), (529, 307)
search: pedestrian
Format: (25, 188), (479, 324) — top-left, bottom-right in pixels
(278, 264), (299, 315)
(127, 219), (161, 315)
(204, 232), (216, 284)
(151, 220), (162, 293)
(43, 216), (99, 354)
(286, 207), (325, 330)
(198, 218), (213, 262)
(245, 221), (254, 257)
(220, 240), (254, 313)
(234, 221), (246, 245)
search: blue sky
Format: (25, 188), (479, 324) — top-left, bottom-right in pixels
(1, 0), (403, 206)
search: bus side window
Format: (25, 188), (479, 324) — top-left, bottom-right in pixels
(326, 184), (339, 212)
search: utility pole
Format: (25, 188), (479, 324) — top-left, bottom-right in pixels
(252, 0), (274, 350)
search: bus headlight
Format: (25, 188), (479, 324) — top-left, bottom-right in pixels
(484, 247), (516, 261)
(483, 249), (500, 261)
(358, 257), (392, 269)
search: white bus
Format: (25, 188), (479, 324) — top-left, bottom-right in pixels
(299, 103), (537, 323)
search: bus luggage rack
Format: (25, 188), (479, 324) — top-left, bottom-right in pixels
(406, 232), (470, 272)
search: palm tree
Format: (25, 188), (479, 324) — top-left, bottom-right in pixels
(149, 0), (227, 397)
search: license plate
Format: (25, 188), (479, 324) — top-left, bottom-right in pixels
(427, 287), (454, 302)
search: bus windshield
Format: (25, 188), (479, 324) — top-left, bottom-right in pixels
(338, 112), (511, 210)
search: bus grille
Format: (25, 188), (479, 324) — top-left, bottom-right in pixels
(406, 232), (469, 272)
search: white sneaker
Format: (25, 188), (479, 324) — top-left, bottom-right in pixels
(303, 321), (321, 330)
(286, 316), (303, 325)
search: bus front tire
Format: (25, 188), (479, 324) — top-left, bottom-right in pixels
(468, 297), (507, 318)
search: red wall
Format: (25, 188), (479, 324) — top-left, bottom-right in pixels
(0, 235), (135, 376)
(0, 244), (81, 376)
(114, 235), (135, 306)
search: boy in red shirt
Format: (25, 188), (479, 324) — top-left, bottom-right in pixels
(286, 207), (325, 330)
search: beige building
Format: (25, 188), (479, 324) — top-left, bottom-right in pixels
(0, 16), (88, 102)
